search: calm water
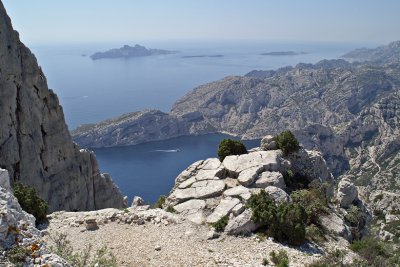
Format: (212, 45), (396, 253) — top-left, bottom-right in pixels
(30, 41), (369, 202)
(94, 134), (259, 204)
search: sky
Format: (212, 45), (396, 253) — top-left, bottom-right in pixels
(2, 0), (399, 45)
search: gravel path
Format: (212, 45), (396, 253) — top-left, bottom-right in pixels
(45, 210), (321, 267)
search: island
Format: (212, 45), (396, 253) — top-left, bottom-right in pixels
(90, 44), (178, 60)
(260, 51), (307, 56)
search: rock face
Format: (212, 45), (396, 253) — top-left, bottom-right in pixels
(0, 2), (125, 211)
(0, 172), (71, 266)
(337, 179), (359, 208)
(166, 137), (334, 236)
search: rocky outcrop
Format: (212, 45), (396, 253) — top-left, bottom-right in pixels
(0, 2), (125, 211)
(0, 171), (71, 266)
(165, 137), (334, 236)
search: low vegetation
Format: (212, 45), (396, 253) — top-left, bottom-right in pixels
(5, 245), (29, 265)
(274, 130), (300, 156)
(308, 238), (400, 267)
(50, 232), (117, 267)
(246, 190), (307, 246)
(217, 139), (247, 161)
(153, 195), (166, 209)
(211, 216), (229, 232)
(13, 182), (49, 225)
(269, 250), (289, 267)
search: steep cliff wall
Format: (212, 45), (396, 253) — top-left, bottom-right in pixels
(0, 1), (125, 211)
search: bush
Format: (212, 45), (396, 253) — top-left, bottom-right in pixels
(211, 216), (229, 232)
(307, 249), (347, 267)
(349, 237), (400, 266)
(13, 182), (48, 225)
(6, 245), (29, 264)
(306, 224), (326, 244)
(270, 250), (289, 267)
(275, 202), (307, 246)
(246, 190), (308, 246)
(153, 195), (166, 209)
(166, 205), (176, 213)
(217, 139), (247, 162)
(291, 187), (328, 225)
(50, 232), (117, 267)
(274, 131), (300, 156)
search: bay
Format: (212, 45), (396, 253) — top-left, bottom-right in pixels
(29, 40), (369, 203)
(93, 134), (260, 204)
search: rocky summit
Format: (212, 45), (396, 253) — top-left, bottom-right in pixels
(0, 1), (125, 211)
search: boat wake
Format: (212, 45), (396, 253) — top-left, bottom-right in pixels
(151, 149), (181, 153)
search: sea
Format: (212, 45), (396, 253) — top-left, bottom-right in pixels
(30, 40), (370, 203)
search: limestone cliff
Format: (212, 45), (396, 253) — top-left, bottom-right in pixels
(0, 1), (125, 211)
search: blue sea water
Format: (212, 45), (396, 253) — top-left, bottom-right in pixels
(30, 40), (368, 203)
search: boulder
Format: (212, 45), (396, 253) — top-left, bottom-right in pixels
(237, 167), (261, 186)
(320, 213), (351, 241)
(265, 186), (290, 203)
(222, 151), (282, 174)
(131, 196), (144, 207)
(225, 209), (260, 235)
(223, 185), (250, 198)
(255, 171), (285, 189)
(85, 217), (98, 231)
(206, 198), (240, 224)
(337, 179), (358, 209)
(170, 180), (225, 203)
(261, 135), (278, 150)
(174, 199), (206, 214)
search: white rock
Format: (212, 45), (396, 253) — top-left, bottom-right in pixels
(337, 179), (358, 209)
(255, 171), (286, 189)
(320, 213), (351, 241)
(223, 185), (250, 197)
(225, 209), (259, 235)
(174, 199), (206, 214)
(206, 198), (240, 224)
(265, 186), (289, 203)
(261, 135), (278, 150)
(222, 151), (282, 174)
(171, 180), (225, 202)
(131, 196), (144, 207)
(237, 167), (261, 186)
(232, 203), (245, 216)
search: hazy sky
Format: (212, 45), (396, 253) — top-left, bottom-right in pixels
(2, 0), (399, 45)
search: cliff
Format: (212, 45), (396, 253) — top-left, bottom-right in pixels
(0, 1), (125, 211)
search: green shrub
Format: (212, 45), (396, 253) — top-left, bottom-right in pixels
(166, 205), (176, 213)
(217, 139), (247, 162)
(211, 216), (229, 232)
(13, 182), (48, 225)
(270, 250), (289, 267)
(50, 232), (117, 267)
(307, 249), (347, 267)
(274, 130), (300, 156)
(153, 195), (166, 209)
(291, 188), (328, 225)
(345, 205), (364, 228)
(306, 224), (326, 244)
(6, 245), (29, 264)
(275, 202), (307, 246)
(246, 190), (308, 246)
(262, 257), (269, 266)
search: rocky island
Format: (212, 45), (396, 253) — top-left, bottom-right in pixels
(90, 44), (178, 60)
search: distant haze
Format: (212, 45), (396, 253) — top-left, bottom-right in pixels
(3, 0), (399, 45)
